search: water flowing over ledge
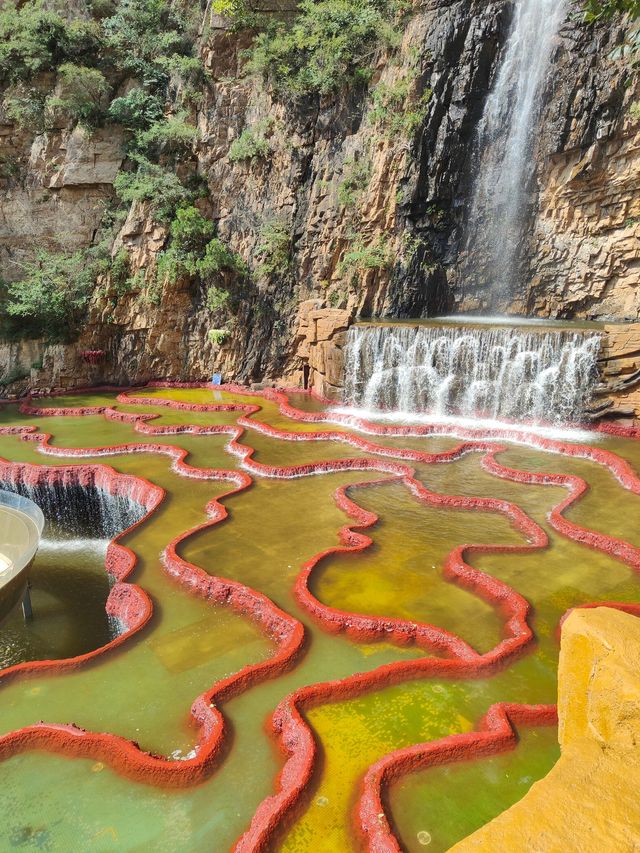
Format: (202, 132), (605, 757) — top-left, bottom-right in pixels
(0, 477), (147, 541)
(344, 323), (601, 426)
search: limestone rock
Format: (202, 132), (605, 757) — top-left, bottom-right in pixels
(597, 322), (640, 415)
(526, 125), (640, 321)
(51, 126), (125, 187)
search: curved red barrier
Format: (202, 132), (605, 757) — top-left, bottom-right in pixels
(0, 457), (161, 679)
(358, 703), (558, 853)
(2, 382), (640, 852)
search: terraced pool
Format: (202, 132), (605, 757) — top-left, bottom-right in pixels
(0, 384), (639, 851)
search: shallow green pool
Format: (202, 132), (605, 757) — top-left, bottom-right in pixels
(0, 386), (638, 851)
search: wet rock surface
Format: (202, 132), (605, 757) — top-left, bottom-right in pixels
(0, 0), (638, 403)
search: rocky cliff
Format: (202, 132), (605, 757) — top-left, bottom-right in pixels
(0, 0), (638, 401)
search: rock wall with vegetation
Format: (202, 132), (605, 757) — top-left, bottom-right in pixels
(0, 0), (638, 398)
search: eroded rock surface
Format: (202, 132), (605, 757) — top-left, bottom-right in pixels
(453, 607), (640, 852)
(0, 0), (638, 404)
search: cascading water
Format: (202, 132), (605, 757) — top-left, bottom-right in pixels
(344, 324), (602, 424)
(0, 480), (145, 639)
(462, 0), (567, 300)
(0, 480), (145, 540)
(353, 2), (583, 427)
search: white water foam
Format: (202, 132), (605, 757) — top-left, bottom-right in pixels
(344, 324), (601, 426)
(329, 405), (599, 444)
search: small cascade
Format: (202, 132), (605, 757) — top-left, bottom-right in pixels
(462, 0), (568, 300)
(0, 480), (141, 641)
(0, 480), (145, 541)
(344, 324), (602, 424)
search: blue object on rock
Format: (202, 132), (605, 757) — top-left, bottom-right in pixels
(212, 372), (222, 386)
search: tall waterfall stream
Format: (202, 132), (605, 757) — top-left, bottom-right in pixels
(462, 0), (568, 299)
(343, 0), (589, 428)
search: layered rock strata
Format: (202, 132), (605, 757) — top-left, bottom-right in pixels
(0, 0), (638, 408)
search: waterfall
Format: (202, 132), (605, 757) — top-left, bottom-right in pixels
(462, 0), (567, 300)
(0, 480), (145, 541)
(344, 324), (602, 424)
(0, 480), (144, 641)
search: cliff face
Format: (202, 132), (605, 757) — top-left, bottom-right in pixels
(524, 12), (640, 322)
(0, 0), (638, 398)
(526, 125), (640, 320)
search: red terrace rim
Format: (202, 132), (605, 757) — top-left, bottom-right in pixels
(0, 460), (161, 682)
(0, 383), (639, 849)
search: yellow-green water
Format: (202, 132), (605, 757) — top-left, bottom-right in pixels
(0, 386), (638, 851)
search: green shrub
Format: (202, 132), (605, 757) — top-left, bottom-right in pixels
(0, 0), (204, 132)
(156, 53), (204, 83)
(135, 113), (198, 156)
(110, 247), (132, 295)
(228, 119), (273, 162)
(108, 88), (165, 130)
(63, 18), (103, 63)
(256, 219), (292, 277)
(46, 63), (110, 127)
(338, 234), (390, 277)
(101, 0), (198, 86)
(327, 286), (346, 307)
(0, 1), (210, 336)
(0, 3), (102, 88)
(211, 0), (262, 30)
(0, 3), (73, 87)
(206, 286), (230, 312)
(171, 206), (215, 254)
(199, 238), (246, 277)
(114, 156), (196, 220)
(3, 84), (48, 131)
(246, 0), (405, 97)
(140, 271), (163, 305)
(154, 247), (183, 283)
(155, 206), (245, 288)
(584, 0), (640, 19)
(369, 75), (432, 137)
(401, 232), (425, 261)
(338, 156), (371, 208)
(156, 205), (214, 281)
(584, 0), (640, 66)
(208, 328), (230, 344)
(5, 249), (100, 340)
(0, 152), (21, 180)
(126, 268), (147, 294)
(90, 0), (118, 18)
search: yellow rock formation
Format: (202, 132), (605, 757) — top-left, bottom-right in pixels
(453, 607), (640, 852)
